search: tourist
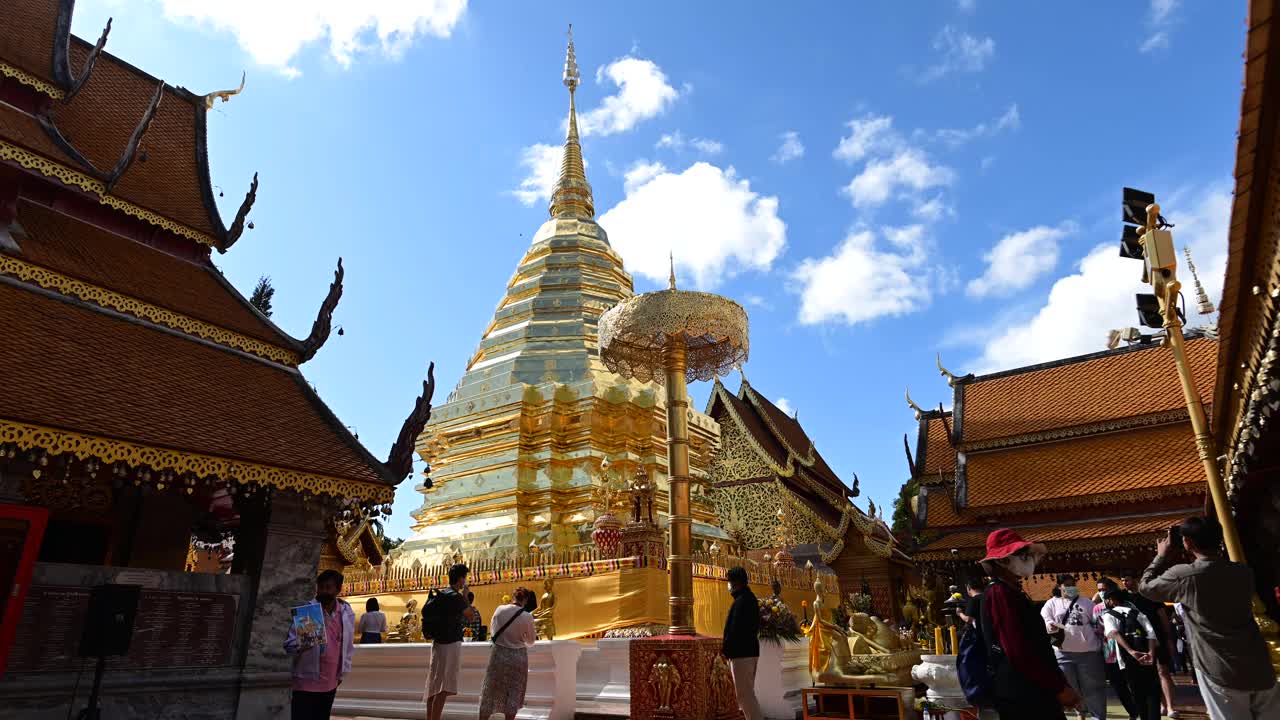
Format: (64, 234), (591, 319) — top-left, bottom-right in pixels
(723, 566), (763, 720)
(1092, 577), (1138, 720)
(956, 575), (984, 627)
(1121, 569), (1178, 716)
(358, 597), (386, 644)
(1139, 516), (1280, 719)
(1100, 589), (1161, 720)
(977, 529), (1079, 720)
(285, 569), (356, 720)
(425, 564), (478, 720)
(1041, 574), (1106, 720)
(464, 591), (483, 640)
(477, 587), (537, 720)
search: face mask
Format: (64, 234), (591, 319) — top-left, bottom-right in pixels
(316, 592), (336, 605)
(1062, 586), (1079, 599)
(1004, 555), (1036, 578)
(1097, 590), (1109, 600)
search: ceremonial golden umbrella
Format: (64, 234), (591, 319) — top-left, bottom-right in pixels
(598, 266), (749, 635)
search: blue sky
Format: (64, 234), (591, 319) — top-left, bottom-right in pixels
(75, 1), (1243, 540)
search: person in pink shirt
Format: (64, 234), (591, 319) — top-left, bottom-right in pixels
(284, 569), (356, 720)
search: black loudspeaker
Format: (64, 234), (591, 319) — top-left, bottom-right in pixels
(78, 584), (141, 657)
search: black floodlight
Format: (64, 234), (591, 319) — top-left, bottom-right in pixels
(1136, 293), (1163, 328)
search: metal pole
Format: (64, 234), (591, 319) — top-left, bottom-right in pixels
(1163, 311), (1247, 562)
(663, 336), (695, 635)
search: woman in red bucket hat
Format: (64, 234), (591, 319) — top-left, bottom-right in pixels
(975, 529), (1082, 719)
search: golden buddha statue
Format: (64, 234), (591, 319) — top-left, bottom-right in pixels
(533, 579), (556, 640)
(392, 598), (423, 643)
(804, 578), (922, 687)
(847, 612), (894, 655)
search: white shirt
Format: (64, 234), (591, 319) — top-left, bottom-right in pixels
(1101, 604), (1158, 669)
(489, 604), (536, 650)
(358, 610), (386, 635)
(1040, 594), (1100, 653)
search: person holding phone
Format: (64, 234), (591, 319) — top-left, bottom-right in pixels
(1139, 516), (1280, 719)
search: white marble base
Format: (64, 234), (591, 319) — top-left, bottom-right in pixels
(575, 638), (631, 715)
(912, 654), (969, 719)
(756, 637), (810, 720)
(333, 641), (582, 720)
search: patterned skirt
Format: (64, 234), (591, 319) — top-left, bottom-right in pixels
(478, 644), (529, 718)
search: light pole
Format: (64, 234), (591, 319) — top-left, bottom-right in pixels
(1120, 188), (1245, 562)
(598, 264), (748, 634)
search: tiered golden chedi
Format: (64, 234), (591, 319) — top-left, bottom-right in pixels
(398, 30), (723, 566)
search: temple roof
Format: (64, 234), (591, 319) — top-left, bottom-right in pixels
(0, 0), (238, 248)
(915, 510), (1191, 561)
(11, 200), (296, 354)
(960, 337), (1216, 444)
(966, 421), (1205, 512)
(707, 379), (851, 504)
(0, 281), (394, 500)
(919, 413), (955, 476)
(922, 489), (965, 527)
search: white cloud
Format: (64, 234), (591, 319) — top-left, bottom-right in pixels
(957, 0), (977, 10)
(971, 185), (1229, 373)
(834, 115), (899, 164)
(743, 293), (771, 309)
(578, 57), (680, 137)
(512, 143), (563, 206)
(1139, 32), (1170, 54)
(843, 149), (954, 209)
(922, 26), (995, 82)
(600, 162), (786, 289)
(156, 0), (466, 76)
(656, 131), (724, 155)
(914, 196), (954, 221)
(772, 131), (805, 164)
(966, 222), (1075, 298)
(793, 225), (935, 326)
(775, 397), (795, 416)
(1141, 0), (1178, 53)
(932, 104), (1020, 147)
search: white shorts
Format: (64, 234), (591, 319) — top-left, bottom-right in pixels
(426, 641), (461, 698)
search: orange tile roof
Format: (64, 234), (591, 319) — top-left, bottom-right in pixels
(962, 338), (1216, 443)
(0, 0), (59, 85)
(923, 489), (965, 527)
(12, 201), (293, 349)
(0, 104), (78, 166)
(916, 511), (1192, 559)
(967, 422), (1204, 509)
(0, 283), (385, 485)
(921, 415), (955, 475)
(51, 42), (218, 236)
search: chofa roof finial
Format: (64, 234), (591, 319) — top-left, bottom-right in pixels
(937, 353), (960, 387)
(905, 387), (924, 420)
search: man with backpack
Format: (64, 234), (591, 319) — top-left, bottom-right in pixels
(1140, 516), (1280, 719)
(1041, 574), (1106, 720)
(424, 564), (477, 720)
(1101, 589), (1161, 720)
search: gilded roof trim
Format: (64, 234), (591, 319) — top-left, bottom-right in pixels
(0, 60), (64, 99)
(0, 254), (300, 365)
(0, 417), (394, 503)
(740, 381), (817, 463)
(0, 139), (218, 247)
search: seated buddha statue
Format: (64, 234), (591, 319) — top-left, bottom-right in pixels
(391, 598), (423, 643)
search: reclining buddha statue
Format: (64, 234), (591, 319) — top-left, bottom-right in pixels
(803, 578), (922, 687)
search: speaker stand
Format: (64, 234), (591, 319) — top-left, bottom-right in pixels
(77, 655), (106, 720)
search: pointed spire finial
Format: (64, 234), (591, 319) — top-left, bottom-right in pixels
(669, 252), (677, 289)
(549, 24), (594, 220)
(1184, 247), (1216, 315)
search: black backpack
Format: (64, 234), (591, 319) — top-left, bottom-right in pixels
(1107, 606), (1149, 648)
(422, 588), (458, 639)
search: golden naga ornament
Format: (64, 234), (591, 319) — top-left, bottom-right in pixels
(204, 71), (246, 110)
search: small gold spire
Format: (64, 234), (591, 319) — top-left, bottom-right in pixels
(668, 252), (677, 290)
(549, 24), (595, 220)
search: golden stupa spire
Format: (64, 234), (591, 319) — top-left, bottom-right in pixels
(549, 24), (595, 220)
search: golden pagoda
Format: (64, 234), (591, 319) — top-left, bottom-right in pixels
(398, 28), (724, 566)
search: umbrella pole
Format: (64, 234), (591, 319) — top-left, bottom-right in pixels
(663, 336), (696, 635)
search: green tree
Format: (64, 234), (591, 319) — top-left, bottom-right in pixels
(891, 477), (920, 543)
(249, 275), (275, 317)
(381, 535), (404, 555)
